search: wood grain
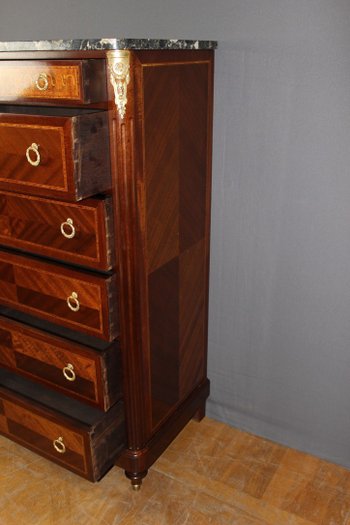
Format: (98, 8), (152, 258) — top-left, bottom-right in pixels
(0, 60), (107, 104)
(0, 109), (111, 200)
(140, 53), (213, 431)
(0, 370), (125, 481)
(0, 48), (215, 489)
(179, 239), (206, 399)
(2, 417), (350, 523)
(0, 191), (115, 271)
(144, 66), (180, 274)
(0, 249), (118, 340)
(107, 55), (153, 450)
(149, 257), (180, 425)
(108, 49), (214, 485)
(0, 315), (121, 410)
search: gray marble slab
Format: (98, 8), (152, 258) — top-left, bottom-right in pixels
(0, 38), (217, 52)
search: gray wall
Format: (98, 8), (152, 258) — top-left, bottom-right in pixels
(2, 0), (350, 467)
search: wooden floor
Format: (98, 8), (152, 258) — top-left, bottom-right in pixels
(0, 417), (350, 524)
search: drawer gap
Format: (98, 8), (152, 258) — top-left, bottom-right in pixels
(0, 306), (116, 351)
(0, 105), (106, 117)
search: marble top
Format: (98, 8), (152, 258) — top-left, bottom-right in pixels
(0, 38), (217, 52)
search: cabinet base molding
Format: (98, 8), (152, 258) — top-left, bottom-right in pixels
(116, 379), (210, 487)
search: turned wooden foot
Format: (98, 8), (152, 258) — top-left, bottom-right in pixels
(125, 469), (148, 490)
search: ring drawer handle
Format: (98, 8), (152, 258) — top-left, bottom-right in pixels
(53, 436), (66, 454)
(60, 218), (76, 239)
(67, 292), (80, 312)
(26, 143), (41, 167)
(63, 363), (76, 382)
(35, 72), (49, 91)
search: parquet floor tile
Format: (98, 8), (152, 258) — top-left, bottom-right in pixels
(0, 417), (349, 524)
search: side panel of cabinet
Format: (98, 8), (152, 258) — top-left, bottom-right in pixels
(109, 50), (214, 464)
(140, 55), (213, 429)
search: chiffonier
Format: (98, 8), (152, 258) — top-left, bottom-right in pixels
(0, 38), (216, 489)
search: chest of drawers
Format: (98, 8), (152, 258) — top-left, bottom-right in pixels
(0, 38), (216, 489)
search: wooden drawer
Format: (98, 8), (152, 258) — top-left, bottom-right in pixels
(0, 249), (118, 341)
(0, 60), (107, 104)
(0, 369), (125, 481)
(0, 316), (121, 411)
(0, 191), (115, 271)
(0, 107), (111, 200)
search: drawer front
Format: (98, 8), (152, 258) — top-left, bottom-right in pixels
(0, 396), (88, 476)
(0, 379), (125, 481)
(0, 60), (107, 104)
(0, 192), (115, 271)
(0, 111), (111, 200)
(0, 316), (121, 410)
(0, 250), (118, 341)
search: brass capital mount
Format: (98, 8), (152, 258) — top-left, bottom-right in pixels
(107, 50), (131, 119)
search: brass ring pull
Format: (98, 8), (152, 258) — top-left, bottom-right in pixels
(35, 72), (49, 91)
(67, 292), (80, 312)
(63, 363), (76, 382)
(60, 218), (76, 239)
(26, 143), (41, 167)
(53, 436), (66, 454)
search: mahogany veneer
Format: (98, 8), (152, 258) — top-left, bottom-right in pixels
(0, 60), (107, 104)
(0, 108), (111, 200)
(0, 316), (121, 410)
(0, 191), (115, 270)
(0, 249), (118, 340)
(0, 368), (124, 481)
(0, 43), (215, 490)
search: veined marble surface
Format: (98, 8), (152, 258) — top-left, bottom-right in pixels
(0, 38), (217, 52)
